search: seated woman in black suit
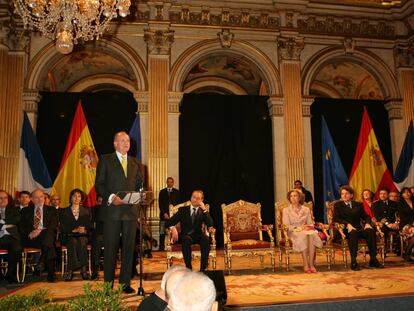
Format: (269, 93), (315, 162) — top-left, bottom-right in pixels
(399, 187), (414, 262)
(59, 189), (91, 280)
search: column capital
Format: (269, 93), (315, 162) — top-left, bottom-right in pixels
(134, 91), (149, 112)
(302, 96), (314, 117)
(277, 36), (304, 62)
(394, 42), (414, 69)
(144, 27), (175, 56)
(0, 8), (29, 53)
(22, 89), (42, 113)
(267, 96), (284, 117)
(168, 92), (184, 113)
(385, 99), (404, 120)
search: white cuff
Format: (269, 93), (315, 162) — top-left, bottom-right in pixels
(108, 194), (115, 204)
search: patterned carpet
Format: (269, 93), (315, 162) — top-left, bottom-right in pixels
(5, 250), (414, 308)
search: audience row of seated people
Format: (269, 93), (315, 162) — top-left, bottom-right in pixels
(282, 185), (414, 273)
(0, 187), (153, 284)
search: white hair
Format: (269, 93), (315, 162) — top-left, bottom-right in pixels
(170, 272), (216, 311)
(161, 265), (188, 292)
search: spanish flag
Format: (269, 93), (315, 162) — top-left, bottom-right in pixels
(349, 107), (397, 198)
(51, 101), (98, 207)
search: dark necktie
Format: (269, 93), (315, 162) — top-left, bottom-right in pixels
(191, 207), (197, 225)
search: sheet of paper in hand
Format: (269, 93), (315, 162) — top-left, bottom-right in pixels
(116, 191), (141, 204)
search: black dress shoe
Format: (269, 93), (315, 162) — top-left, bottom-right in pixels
(351, 262), (361, 271)
(404, 255), (414, 262)
(369, 259), (384, 268)
(81, 271), (90, 280)
(6, 275), (18, 284)
(47, 273), (56, 283)
(64, 271), (73, 281)
(90, 271), (99, 280)
(122, 286), (136, 294)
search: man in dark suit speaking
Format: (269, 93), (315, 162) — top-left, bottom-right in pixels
(95, 131), (143, 293)
(166, 190), (213, 271)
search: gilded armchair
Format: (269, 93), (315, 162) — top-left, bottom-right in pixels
(165, 201), (217, 269)
(326, 201), (385, 268)
(221, 200), (275, 273)
(275, 201), (333, 271)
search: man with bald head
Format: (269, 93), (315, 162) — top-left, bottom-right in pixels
(19, 189), (58, 282)
(95, 131), (143, 293)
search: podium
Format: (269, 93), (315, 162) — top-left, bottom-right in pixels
(135, 190), (154, 296)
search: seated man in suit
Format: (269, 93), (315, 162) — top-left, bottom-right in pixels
(333, 185), (382, 271)
(166, 190), (213, 271)
(372, 188), (400, 252)
(19, 189), (58, 282)
(158, 177), (181, 251)
(0, 190), (21, 284)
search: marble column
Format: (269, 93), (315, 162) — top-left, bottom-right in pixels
(384, 100), (404, 170)
(22, 89), (42, 131)
(168, 91), (183, 187)
(268, 96), (287, 202)
(0, 22), (28, 194)
(277, 36), (305, 191)
(302, 96), (314, 195)
(144, 26), (174, 244)
(394, 44), (414, 129)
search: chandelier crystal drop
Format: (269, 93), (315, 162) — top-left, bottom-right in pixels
(13, 0), (131, 54)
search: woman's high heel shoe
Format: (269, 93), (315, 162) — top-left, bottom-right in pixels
(310, 268), (318, 273)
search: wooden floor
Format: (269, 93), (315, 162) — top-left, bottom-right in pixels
(2, 250), (414, 308)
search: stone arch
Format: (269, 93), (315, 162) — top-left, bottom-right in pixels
(302, 46), (400, 100)
(169, 39), (282, 96)
(25, 37), (148, 92)
(67, 74), (136, 92)
(183, 77), (248, 95)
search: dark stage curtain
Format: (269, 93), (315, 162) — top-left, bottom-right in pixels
(36, 91), (136, 180)
(311, 98), (392, 222)
(179, 94), (275, 247)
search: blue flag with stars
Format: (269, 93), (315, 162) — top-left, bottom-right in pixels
(321, 116), (348, 221)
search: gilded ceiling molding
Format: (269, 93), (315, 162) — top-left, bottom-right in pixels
(67, 74), (136, 93)
(342, 37), (356, 54)
(22, 89), (41, 113)
(277, 36), (304, 61)
(134, 91), (149, 113)
(144, 28), (175, 55)
(394, 42), (414, 68)
(217, 29), (234, 49)
(168, 92), (184, 113)
(297, 16), (395, 39)
(385, 100), (404, 120)
(267, 96), (285, 117)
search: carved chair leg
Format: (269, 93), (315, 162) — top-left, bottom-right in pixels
(271, 253), (275, 272)
(285, 251), (290, 272)
(228, 256), (232, 274)
(213, 256), (217, 270)
(342, 248), (347, 268)
(259, 255), (264, 264)
(362, 246), (367, 263)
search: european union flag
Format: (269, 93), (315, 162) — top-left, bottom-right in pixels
(321, 116), (348, 221)
(129, 113), (142, 161)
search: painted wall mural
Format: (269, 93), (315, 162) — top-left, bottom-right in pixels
(184, 54), (263, 95)
(43, 46), (135, 92)
(310, 62), (384, 99)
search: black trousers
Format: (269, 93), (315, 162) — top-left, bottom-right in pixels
(0, 235), (21, 278)
(347, 228), (377, 261)
(103, 219), (136, 286)
(62, 236), (88, 271)
(91, 232), (104, 268)
(23, 230), (56, 274)
(181, 233), (210, 271)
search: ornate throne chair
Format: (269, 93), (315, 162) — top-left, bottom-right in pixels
(165, 201), (217, 270)
(275, 201), (333, 271)
(326, 201), (385, 268)
(221, 200), (275, 273)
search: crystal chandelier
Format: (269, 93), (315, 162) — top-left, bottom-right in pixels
(13, 0), (132, 54)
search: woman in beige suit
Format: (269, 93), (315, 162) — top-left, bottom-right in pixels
(282, 189), (322, 273)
